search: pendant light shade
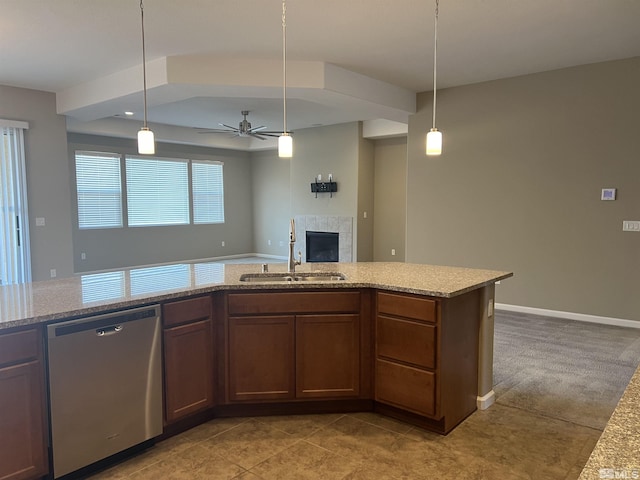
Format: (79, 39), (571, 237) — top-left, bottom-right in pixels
(138, 127), (155, 155)
(278, 0), (293, 158)
(426, 128), (442, 156)
(278, 133), (293, 158)
(137, 0), (155, 155)
(426, 0), (442, 157)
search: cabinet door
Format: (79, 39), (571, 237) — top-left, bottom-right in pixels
(164, 320), (214, 423)
(228, 316), (295, 402)
(0, 361), (48, 480)
(296, 314), (360, 399)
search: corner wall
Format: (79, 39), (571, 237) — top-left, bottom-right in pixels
(1, 85), (74, 281)
(406, 58), (640, 322)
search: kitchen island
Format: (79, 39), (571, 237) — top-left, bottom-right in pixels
(0, 261), (511, 479)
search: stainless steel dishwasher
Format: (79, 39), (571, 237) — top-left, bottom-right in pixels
(47, 305), (162, 478)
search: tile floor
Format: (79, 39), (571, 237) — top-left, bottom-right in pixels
(88, 408), (598, 480)
(84, 311), (640, 480)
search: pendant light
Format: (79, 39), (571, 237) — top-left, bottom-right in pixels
(426, 0), (442, 156)
(278, 0), (293, 158)
(137, 0), (155, 155)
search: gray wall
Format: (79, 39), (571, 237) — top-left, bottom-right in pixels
(69, 134), (254, 272)
(407, 57), (640, 321)
(373, 137), (407, 262)
(0, 85), (74, 281)
(250, 149), (291, 257)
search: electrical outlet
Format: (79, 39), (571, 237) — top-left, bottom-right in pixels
(50, 269), (57, 278)
(363, 211), (368, 219)
(81, 253), (86, 260)
(35, 217), (45, 226)
(623, 221), (640, 232)
(391, 249), (396, 256)
(221, 241), (225, 247)
(488, 301), (494, 317)
(268, 239), (271, 246)
(279, 241), (284, 247)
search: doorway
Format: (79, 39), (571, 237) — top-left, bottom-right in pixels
(1, 121), (31, 284)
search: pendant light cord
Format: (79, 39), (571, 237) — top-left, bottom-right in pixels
(282, 0), (288, 135)
(432, 0), (439, 130)
(140, 0), (149, 130)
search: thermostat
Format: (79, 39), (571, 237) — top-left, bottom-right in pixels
(601, 188), (616, 201)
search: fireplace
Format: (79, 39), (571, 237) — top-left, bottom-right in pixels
(306, 231), (339, 262)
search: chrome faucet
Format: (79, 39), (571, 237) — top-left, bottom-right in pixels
(288, 218), (302, 273)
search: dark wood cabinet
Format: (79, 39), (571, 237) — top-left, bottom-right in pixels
(162, 295), (215, 424)
(0, 328), (48, 480)
(374, 290), (481, 434)
(225, 290), (366, 403)
(228, 315), (295, 401)
(296, 314), (360, 398)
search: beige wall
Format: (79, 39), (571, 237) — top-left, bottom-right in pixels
(289, 122), (361, 258)
(1, 85), (74, 281)
(357, 127), (374, 261)
(69, 134), (254, 272)
(250, 149), (291, 257)
(373, 137), (407, 262)
(407, 57), (640, 321)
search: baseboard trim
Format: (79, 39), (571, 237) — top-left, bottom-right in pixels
(477, 390), (495, 410)
(495, 303), (640, 329)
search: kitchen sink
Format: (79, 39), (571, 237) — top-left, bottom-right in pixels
(239, 272), (346, 283)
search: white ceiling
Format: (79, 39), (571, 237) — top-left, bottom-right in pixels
(2, 0), (639, 150)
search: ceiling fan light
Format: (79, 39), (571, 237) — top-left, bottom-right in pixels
(426, 128), (442, 156)
(278, 133), (293, 158)
(138, 127), (155, 155)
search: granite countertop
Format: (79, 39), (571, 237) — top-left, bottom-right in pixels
(0, 261), (512, 330)
(579, 364), (640, 479)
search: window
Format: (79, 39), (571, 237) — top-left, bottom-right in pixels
(74, 151), (225, 229)
(75, 151), (122, 229)
(126, 156), (189, 227)
(193, 161), (224, 224)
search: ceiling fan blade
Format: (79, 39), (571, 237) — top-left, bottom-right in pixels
(197, 128), (237, 134)
(248, 125), (267, 132)
(218, 123), (238, 130)
(251, 134), (268, 140)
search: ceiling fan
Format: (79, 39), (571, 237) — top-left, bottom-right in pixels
(197, 110), (286, 140)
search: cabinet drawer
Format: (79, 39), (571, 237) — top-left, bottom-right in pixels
(163, 295), (212, 327)
(375, 359), (436, 417)
(377, 292), (437, 323)
(227, 291), (360, 315)
(377, 315), (436, 369)
(0, 329), (39, 366)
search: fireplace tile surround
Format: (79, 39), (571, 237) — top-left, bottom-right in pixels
(294, 215), (353, 262)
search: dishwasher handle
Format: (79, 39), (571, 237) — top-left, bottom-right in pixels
(96, 325), (123, 337)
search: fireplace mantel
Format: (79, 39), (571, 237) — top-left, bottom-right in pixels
(294, 215), (353, 262)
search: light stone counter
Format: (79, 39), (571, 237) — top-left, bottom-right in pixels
(0, 261), (512, 330)
(579, 364), (640, 479)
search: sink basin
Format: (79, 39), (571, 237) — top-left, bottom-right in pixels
(239, 272), (346, 283)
